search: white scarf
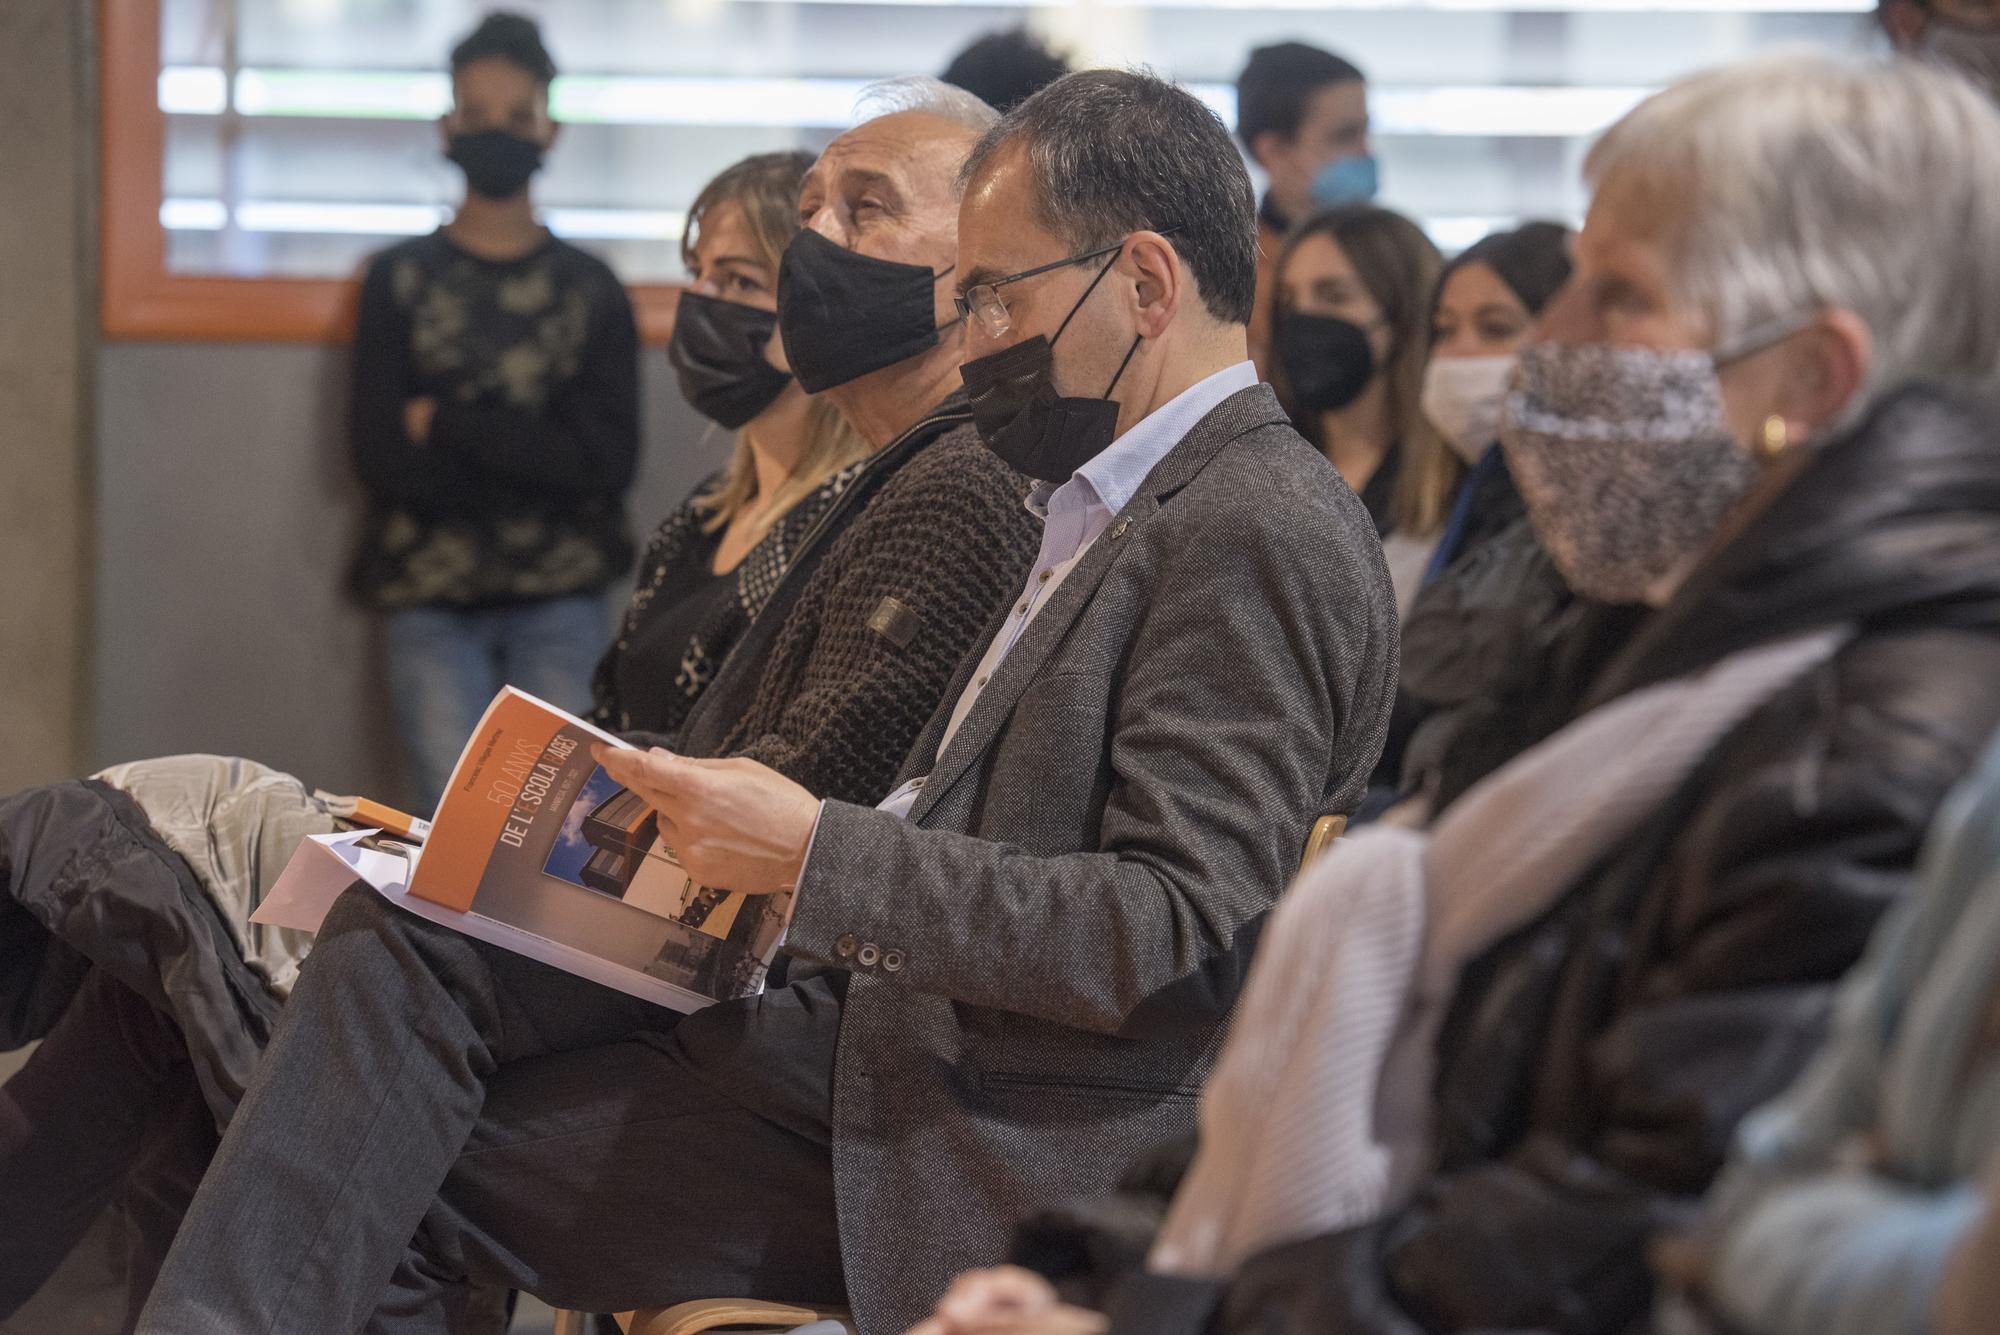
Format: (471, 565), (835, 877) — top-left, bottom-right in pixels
(1151, 626), (1848, 1277)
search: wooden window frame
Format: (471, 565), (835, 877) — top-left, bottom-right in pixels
(100, 0), (681, 343)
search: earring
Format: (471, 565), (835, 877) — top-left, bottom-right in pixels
(1759, 414), (1789, 458)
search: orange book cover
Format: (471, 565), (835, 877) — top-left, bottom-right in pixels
(405, 687), (791, 1005)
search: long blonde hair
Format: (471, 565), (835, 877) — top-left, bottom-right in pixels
(1276, 206), (1456, 536)
(685, 151), (870, 535)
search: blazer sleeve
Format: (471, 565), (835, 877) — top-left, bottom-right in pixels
(729, 437), (1037, 806)
(1372, 627), (2000, 1335)
(786, 460), (1397, 1035)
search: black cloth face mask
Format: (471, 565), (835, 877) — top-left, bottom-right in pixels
(669, 291), (793, 429)
(960, 249), (1141, 483)
(777, 229), (957, 393)
(1274, 311), (1377, 413)
(446, 129), (544, 201)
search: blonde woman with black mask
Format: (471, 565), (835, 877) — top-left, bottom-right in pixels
(591, 149), (870, 739)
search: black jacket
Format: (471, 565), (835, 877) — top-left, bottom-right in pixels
(1209, 383), (2000, 1335)
(0, 780), (281, 1128)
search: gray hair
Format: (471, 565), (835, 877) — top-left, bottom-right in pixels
(1587, 53), (2000, 415)
(960, 68), (1258, 325)
(854, 75), (999, 132)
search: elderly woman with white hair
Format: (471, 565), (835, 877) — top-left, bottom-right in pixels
(906, 50), (2000, 1335)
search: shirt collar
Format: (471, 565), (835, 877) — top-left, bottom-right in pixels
(1029, 360), (1260, 520)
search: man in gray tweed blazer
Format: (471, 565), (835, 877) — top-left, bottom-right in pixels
(603, 70), (1397, 1332)
(136, 72), (1395, 1335)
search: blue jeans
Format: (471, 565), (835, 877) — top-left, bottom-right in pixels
(383, 593), (610, 813)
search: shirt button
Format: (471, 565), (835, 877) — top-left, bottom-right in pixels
(1038, 570), (1052, 584)
(857, 943), (882, 968)
(882, 950), (905, 974)
(1017, 603), (1029, 616)
(976, 675), (988, 688)
(834, 934), (858, 959)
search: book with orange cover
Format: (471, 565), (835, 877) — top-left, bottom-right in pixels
(394, 686), (792, 1010)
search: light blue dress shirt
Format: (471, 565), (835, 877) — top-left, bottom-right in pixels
(873, 358), (1260, 820)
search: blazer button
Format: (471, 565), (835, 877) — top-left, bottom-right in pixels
(857, 943), (882, 968)
(1110, 518), (1130, 539)
(834, 934), (858, 959)
(882, 950), (905, 973)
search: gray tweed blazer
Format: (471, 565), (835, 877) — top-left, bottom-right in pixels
(786, 382), (1399, 1333)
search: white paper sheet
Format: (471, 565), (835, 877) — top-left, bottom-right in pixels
(253, 832), (710, 1010)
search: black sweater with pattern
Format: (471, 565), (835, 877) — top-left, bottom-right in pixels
(347, 229), (640, 610)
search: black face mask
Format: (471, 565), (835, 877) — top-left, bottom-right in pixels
(777, 229), (956, 394)
(960, 251), (1141, 483)
(447, 129), (544, 201)
(669, 291), (793, 429)
(1274, 312), (1377, 414)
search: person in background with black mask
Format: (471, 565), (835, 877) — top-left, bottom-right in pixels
(347, 11), (639, 812)
(941, 26), (1074, 113)
(134, 76), (1041, 1335)
(1880, 0), (2000, 98)
(1234, 42), (1373, 377)
(1269, 204), (1447, 612)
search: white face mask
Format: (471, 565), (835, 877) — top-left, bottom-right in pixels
(1421, 354), (1517, 465)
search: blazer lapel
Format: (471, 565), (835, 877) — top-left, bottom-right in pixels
(907, 384), (1289, 824)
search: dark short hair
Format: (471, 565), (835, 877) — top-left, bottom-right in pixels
(1235, 42), (1365, 149)
(941, 28), (1073, 114)
(961, 69), (1258, 325)
(450, 12), (556, 86)
(1436, 221), (1574, 322)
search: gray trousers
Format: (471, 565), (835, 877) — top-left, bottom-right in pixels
(136, 886), (846, 1334)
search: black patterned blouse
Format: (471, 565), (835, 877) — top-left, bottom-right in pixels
(590, 461), (865, 736)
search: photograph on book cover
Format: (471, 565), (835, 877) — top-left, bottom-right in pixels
(422, 690), (792, 1004)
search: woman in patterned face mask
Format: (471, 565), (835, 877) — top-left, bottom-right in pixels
(1499, 54), (2000, 608)
(899, 53), (2000, 1335)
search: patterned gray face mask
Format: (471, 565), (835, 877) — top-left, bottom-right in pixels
(1500, 341), (1761, 605)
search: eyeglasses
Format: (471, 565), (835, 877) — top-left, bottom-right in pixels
(952, 240), (1127, 340)
(954, 229), (1183, 340)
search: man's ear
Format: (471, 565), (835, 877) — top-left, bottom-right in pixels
(1122, 231), (1183, 340)
(1247, 129), (1288, 175)
(1878, 0), (1928, 49)
(543, 117), (563, 152)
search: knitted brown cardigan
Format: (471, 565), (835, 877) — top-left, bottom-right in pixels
(715, 421), (1039, 806)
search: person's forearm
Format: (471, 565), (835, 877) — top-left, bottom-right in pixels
(786, 799), (1245, 1033)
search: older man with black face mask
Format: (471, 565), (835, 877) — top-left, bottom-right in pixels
(596, 69), (1398, 1333)
(133, 79), (1043, 1335)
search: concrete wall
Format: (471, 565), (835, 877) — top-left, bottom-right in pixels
(0, 0), (92, 791)
(92, 345), (721, 808)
